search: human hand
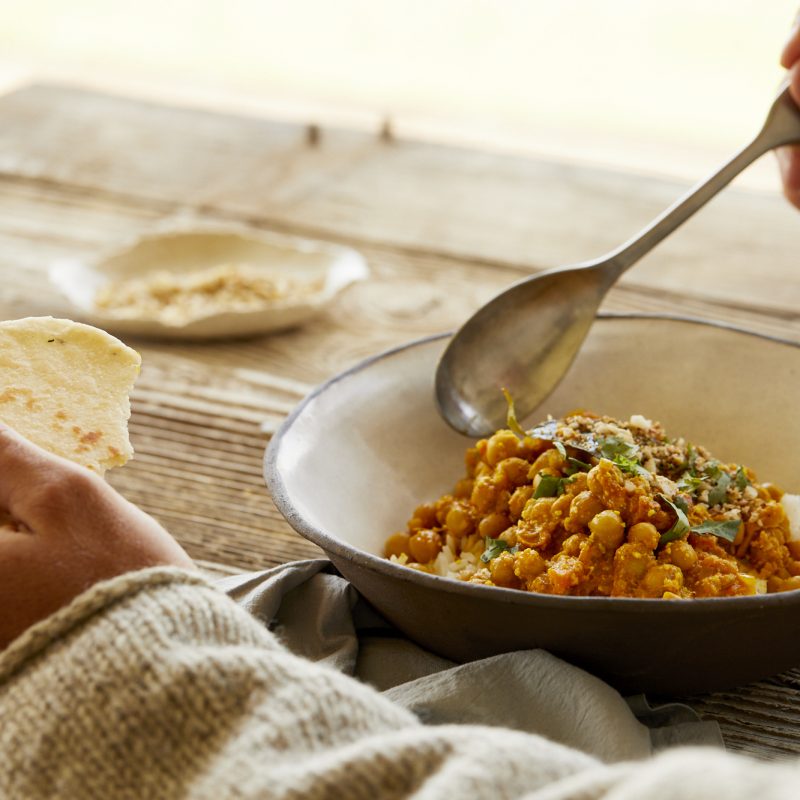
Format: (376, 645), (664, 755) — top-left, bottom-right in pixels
(0, 423), (194, 650)
(779, 19), (800, 207)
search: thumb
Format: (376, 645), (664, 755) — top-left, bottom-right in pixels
(0, 422), (94, 525)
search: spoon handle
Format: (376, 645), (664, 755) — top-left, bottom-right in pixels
(603, 84), (800, 278)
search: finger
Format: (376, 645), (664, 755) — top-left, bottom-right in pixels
(0, 422), (95, 524)
(777, 145), (800, 209)
(781, 15), (800, 68)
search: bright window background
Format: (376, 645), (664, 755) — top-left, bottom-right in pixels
(0, 0), (796, 190)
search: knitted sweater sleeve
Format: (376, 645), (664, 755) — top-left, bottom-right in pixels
(0, 568), (798, 800)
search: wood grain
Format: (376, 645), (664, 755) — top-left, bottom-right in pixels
(1, 82), (800, 756)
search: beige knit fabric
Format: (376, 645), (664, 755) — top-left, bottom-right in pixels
(0, 568), (798, 799)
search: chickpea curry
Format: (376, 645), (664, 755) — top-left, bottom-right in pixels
(384, 410), (800, 598)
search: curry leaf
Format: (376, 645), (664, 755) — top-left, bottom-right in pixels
(658, 494), (691, 545)
(690, 519), (741, 543)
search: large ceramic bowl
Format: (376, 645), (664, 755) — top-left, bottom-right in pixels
(265, 315), (800, 694)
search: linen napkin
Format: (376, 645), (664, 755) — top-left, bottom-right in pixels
(215, 559), (722, 763)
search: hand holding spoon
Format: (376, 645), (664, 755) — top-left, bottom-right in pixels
(435, 83), (800, 437)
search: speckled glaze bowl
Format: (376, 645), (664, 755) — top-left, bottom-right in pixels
(265, 315), (800, 694)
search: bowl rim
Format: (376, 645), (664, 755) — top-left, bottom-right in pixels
(264, 312), (800, 614)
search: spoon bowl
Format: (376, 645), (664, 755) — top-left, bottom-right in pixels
(435, 263), (611, 436)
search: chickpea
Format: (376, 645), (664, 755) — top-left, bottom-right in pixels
(470, 476), (497, 514)
(588, 510), (625, 550)
(521, 496), (556, 523)
(628, 522), (660, 550)
(444, 503), (474, 538)
(408, 529), (442, 563)
(465, 446), (481, 477)
(779, 576), (800, 592)
(478, 512), (510, 540)
(514, 547), (546, 580)
(494, 457), (530, 489)
(551, 493), (572, 520)
(662, 539), (697, 571)
(384, 532), (411, 558)
(508, 485), (534, 521)
(408, 502), (437, 531)
(529, 447), (564, 478)
(562, 533), (589, 556)
(453, 478), (474, 499)
(642, 564), (683, 597)
(565, 491), (605, 531)
(614, 544), (652, 582)
(489, 551), (517, 587)
(567, 472), (589, 494)
(485, 430), (520, 467)
(587, 459), (627, 512)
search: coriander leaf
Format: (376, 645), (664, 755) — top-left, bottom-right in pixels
(554, 441), (567, 459)
(690, 519), (741, 543)
(598, 436), (639, 461)
(701, 460), (723, 482)
(534, 474), (564, 498)
(565, 456), (592, 475)
(677, 474), (702, 495)
(480, 537), (518, 563)
(685, 443), (698, 475)
(615, 455), (651, 479)
(502, 388), (527, 440)
(658, 494), (691, 545)
(598, 436), (649, 479)
(735, 466), (750, 491)
(707, 472), (731, 507)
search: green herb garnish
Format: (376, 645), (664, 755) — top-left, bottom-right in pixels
(597, 436), (650, 479)
(658, 494), (742, 545)
(701, 460), (723, 482)
(534, 474), (565, 498)
(480, 537), (518, 563)
(735, 466), (750, 491)
(707, 471), (731, 507)
(658, 494), (691, 545)
(677, 474), (702, 495)
(684, 443), (698, 474)
(689, 519), (741, 543)
(565, 456), (592, 475)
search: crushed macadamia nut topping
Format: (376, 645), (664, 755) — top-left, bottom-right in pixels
(384, 410), (800, 599)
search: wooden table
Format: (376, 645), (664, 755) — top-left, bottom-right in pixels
(3, 82), (800, 759)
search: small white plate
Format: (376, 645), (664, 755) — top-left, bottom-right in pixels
(48, 226), (369, 339)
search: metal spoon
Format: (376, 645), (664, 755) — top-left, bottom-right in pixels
(436, 83), (800, 437)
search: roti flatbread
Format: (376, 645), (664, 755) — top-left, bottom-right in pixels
(0, 317), (141, 474)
